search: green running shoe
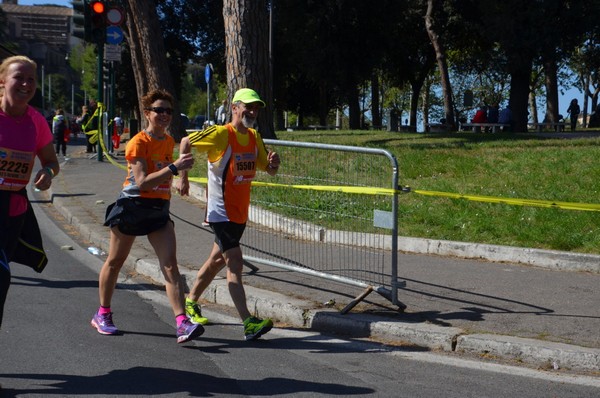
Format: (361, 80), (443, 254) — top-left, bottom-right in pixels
(243, 316), (273, 340)
(185, 298), (209, 325)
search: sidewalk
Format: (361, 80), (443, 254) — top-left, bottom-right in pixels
(37, 137), (600, 373)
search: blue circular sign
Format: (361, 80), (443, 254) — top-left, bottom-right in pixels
(106, 26), (123, 45)
(205, 64), (213, 84)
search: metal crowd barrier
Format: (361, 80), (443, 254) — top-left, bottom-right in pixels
(242, 139), (406, 312)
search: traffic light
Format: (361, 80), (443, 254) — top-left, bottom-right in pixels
(90, 1), (106, 44)
(72, 0), (91, 42)
(103, 64), (110, 83)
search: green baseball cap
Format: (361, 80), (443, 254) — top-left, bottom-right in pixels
(232, 88), (266, 107)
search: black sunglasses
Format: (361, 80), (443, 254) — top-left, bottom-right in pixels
(145, 107), (173, 115)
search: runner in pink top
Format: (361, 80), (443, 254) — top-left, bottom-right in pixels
(0, 55), (59, 328)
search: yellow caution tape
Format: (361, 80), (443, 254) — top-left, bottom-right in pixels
(95, 103), (127, 171)
(82, 102), (105, 144)
(411, 189), (600, 212)
(187, 177), (395, 195)
(187, 177), (600, 212)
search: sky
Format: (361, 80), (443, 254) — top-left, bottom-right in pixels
(15, 1), (589, 116)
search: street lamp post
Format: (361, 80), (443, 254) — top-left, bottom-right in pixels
(82, 68), (87, 106)
(66, 53), (75, 116)
(48, 75), (52, 112)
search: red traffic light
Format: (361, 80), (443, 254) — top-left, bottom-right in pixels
(89, 0), (106, 43)
(91, 1), (104, 14)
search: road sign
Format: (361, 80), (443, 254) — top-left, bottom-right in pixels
(205, 63), (213, 84)
(106, 26), (124, 45)
(105, 44), (122, 62)
(106, 7), (124, 26)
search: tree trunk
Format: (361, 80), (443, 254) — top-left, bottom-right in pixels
(124, 0), (182, 140)
(591, 86), (600, 114)
(584, 75), (599, 114)
(508, 62), (532, 132)
(347, 85), (361, 129)
(409, 82), (421, 129)
(274, 108), (285, 130)
(529, 91), (538, 124)
(543, 58), (560, 123)
(409, 70), (428, 130)
(425, 0), (455, 130)
(581, 73), (590, 127)
(422, 78), (431, 132)
(223, 0), (276, 138)
(371, 73), (381, 129)
(318, 82), (328, 126)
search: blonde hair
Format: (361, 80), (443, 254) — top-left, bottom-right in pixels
(0, 55), (37, 98)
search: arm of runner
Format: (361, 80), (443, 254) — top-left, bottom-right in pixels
(34, 143), (59, 191)
(266, 150), (280, 176)
(177, 136), (192, 196)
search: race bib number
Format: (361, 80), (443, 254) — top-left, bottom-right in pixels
(0, 147), (35, 191)
(232, 152), (256, 184)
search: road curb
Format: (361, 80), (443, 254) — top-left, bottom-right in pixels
(47, 186), (600, 373)
(135, 258), (600, 373)
(398, 237), (600, 273)
(456, 334), (600, 372)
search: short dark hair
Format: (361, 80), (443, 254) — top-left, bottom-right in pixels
(141, 89), (174, 109)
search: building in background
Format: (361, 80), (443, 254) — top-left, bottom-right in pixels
(1, 1), (71, 50)
(1, 1), (79, 114)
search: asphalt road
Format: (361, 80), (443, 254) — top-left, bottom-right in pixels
(0, 192), (598, 397)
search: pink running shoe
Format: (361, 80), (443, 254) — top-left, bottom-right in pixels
(176, 318), (204, 344)
(91, 311), (119, 335)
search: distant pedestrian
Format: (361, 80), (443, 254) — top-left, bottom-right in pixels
(76, 105), (87, 126)
(215, 99), (227, 125)
(177, 88), (281, 340)
(82, 100), (98, 153)
(0, 55), (59, 329)
(487, 103), (499, 123)
(112, 115), (124, 151)
(76, 100), (98, 153)
(472, 105), (487, 123)
(92, 89), (203, 344)
(566, 98), (580, 132)
(498, 105), (512, 131)
(52, 108), (68, 156)
(75, 105), (87, 140)
(113, 115), (123, 135)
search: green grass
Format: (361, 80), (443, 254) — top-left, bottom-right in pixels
(185, 129), (600, 255)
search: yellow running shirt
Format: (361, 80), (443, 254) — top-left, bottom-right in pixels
(188, 124), (269, 223)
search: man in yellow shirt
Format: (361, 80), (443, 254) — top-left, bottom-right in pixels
(178, 88), (281, 340)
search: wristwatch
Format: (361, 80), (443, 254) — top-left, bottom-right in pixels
(168, 163), (178, 176)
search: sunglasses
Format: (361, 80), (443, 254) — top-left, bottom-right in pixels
(145, 107), (173, 115)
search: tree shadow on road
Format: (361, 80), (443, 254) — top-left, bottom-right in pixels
(0, 365), (374, 396)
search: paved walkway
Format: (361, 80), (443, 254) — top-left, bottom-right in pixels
(34, 136), (600, 373)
